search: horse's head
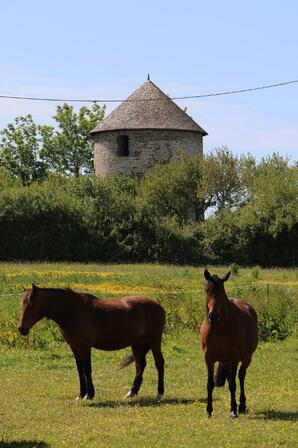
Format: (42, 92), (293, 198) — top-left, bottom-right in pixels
(204, 268), (230, 325)
(18, 284), (45, 336)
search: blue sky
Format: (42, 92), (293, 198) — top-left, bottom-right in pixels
(1, 0), (297, 160)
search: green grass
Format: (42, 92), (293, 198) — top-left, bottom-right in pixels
(0, 263), (297, 447)
(0, 332), (297, 447)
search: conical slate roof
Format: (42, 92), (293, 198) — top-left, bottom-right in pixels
(91, 80), (207, 135)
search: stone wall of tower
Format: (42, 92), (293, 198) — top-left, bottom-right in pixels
(93, 129), (203, 177)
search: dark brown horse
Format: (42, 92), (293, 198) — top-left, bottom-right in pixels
(200, 269), (258, 418)
(18, 285), (165, 401)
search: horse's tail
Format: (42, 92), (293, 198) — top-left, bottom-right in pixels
(117, 353), (134, 370)
(214, 362), (227, 387)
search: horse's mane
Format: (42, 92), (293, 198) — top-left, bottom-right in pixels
(26, 286), (101, 304)
(50, 288), (100, 302)
(80, 292), (101, 302)
(41, 287), (75, 293)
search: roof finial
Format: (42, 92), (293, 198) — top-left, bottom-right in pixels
(147, 73), (150, 81)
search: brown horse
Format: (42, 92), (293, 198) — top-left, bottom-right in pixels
(18, 285), (165, 401)
(200, 269), (258, 418)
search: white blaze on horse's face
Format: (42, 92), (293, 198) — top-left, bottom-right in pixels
(18, 284), (44, 336)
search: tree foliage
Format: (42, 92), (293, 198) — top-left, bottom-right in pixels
(41, 103), (105, 176)
(136, 153), (204, 225)
(0, 111), (296, 267)
(0, 115), (48, 184)
(0, 103), (105, 182)
(198, 146), (244, 212)
(240, 153), (298, 234)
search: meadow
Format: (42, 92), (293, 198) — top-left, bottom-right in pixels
(0, 263), (297, 447)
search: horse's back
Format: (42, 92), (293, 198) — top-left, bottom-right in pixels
(230, 298), (257, 316)
(82, 294), (165, 350)
(90, 294), (164, 315)
(81, 293), (165, 326)
(117, 295), (166, 334)
(229, 298), (258, 354)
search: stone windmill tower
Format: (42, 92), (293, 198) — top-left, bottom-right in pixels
(91, 78), (207, 177)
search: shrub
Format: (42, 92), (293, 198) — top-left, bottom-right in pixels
(229, 263), (239, 275)
(251, 266), (261, 279)
(235, 283), (298, 341)
(0, 182), (94, 261)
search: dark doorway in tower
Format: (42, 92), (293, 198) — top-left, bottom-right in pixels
(117, 135), (129, 157)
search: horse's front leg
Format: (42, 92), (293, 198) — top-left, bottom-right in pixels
(71, 347), (87, 399)
(71, 347), (95, 400)
(206, 361), (215, 417)
(227, 363), (238, 418)
(83, 348), (95, 400)
(238, 365), (247, 413)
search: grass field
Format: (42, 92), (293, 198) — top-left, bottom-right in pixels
(0, 263), (297, 447)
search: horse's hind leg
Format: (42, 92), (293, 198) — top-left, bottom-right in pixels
(124, 339), (149, 399)
(151, 340), (165, 401)
(238, 357), (251, 414)
(227, 363), (238, 418)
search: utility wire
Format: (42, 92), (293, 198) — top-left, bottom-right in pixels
(0, 79), (297, 103)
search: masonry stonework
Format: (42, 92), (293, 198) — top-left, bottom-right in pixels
(94, 129), (203, 177)
(91, 80), (207, 178)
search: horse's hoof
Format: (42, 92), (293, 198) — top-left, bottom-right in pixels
(206, 412), (212, 418)
(156, 393), (163, 402)
(238, 405), (247, 414)
(123, 390), (137, 400)
(83, 394), (93, 400)
(75, 396), (83, 400)
(230, 411), (238, 419)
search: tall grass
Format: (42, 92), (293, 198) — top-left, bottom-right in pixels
(0, 263), (297, 348)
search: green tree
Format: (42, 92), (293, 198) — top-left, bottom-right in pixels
(0, 115), (48, 184)
(239, 153), (298, 235)
(0, 167), (21, 189)
(201, 153), (298, 266)
(198, 146), (244, 213)
(41, 103), (105, 176)
(136, 153), (204, 225)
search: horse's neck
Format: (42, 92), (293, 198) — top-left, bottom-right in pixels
(220, 293), (231, 322)
(42, 290), (78, 327)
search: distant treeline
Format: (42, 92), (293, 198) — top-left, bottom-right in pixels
(0, 148), (297, 266)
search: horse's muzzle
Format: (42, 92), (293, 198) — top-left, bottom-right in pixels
(18, 326), (29, 336)
(208, 311), (219, 325)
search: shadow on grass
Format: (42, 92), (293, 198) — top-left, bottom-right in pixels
(253, 410), (298, 421)
(87, 396), (207, 409)
(0, 442), (49, 448)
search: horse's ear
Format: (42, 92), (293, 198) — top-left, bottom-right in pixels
(222, 272), (231, 282)
(204, 269), (213, 282)
(29, 284), (38, 301)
